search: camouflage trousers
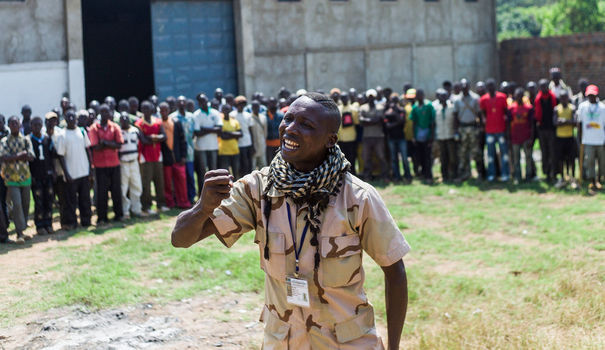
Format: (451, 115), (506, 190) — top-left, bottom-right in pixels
(458, 126), (484, 178)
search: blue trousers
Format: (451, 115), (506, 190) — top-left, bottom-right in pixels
(387, 138), (411, 180)
(486, 133), (510, 179)
(185, 161), (195, 203)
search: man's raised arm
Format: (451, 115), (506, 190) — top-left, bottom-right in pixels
(171, 169), (233, 248)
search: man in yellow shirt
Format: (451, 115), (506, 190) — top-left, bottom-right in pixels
(337, 93), (359, 174)
(218, 105), (242, 178)
(554, 91), (577, 189)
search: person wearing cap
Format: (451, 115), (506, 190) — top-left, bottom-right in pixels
(359, 89), (388, 181)
(454, 79), (483, 182)
(577, 84), (605, 194)
(231, 95), (254, 178)
(548, 67), (572, 101)
(403, 89), (420, 177)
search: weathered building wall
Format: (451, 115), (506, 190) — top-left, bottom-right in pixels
(0, 0), (84, 117)
(237, 0), (497, 97)
(500, 33), (605, 93)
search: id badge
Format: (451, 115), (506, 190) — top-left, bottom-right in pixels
(286, 276), (310, 308)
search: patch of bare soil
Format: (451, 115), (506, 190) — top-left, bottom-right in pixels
(0, 292), (265, 350)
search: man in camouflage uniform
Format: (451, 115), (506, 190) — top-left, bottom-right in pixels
(454, 79), (485, 182)
(173, 93), (410, 349)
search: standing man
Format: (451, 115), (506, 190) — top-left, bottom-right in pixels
(384, 94), (411, 182)
(172, 93), (409, 349)
(433, 89), (457, 182)
(170, 96), (196, 203)
(410, 89), (436, 183)
(577, 85), (605, 195)
(359, 89), (387, 181)
(249, 100), (268, 170)
(554, 91), (577, 189)
(218, 105), (242, 178)
(28, 117), (55, 235)
(192, 93), (222, 195)
(480, 79), (511, 182)
(0, 116), (34, 243)
(119, 113), (144, 219)
(535, 79), (558, 182)
(337, 93), (359, 175)
(231, 96), (254, 178)
(454, 79), (484, 182)
(548, 67), (572, 101)
(136, 101), (168, 215)
(56, 111), (93, 230)
(88, 104), (124, 225)
(265, 97), (284, 165)
(160, 102), (190, 209)
(21, 105), (33, 136)
(508, 88), (535, 184)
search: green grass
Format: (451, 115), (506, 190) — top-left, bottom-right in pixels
(1, 182), (604, 348)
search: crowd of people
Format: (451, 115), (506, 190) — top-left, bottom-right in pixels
(0, 67), (603, 244)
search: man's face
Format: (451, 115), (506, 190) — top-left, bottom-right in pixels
(197, 96), (208, 109)
(560, 94), (569, 105)
(215, 89), (223, 101)
(540, 83), (549, 94)
(129, 99), (139, 113)
(45, 118), (56, 133)
(340, 94), (349, 105)
(141, 103), (153, 117)
(22, 108), (32, 119)
(78, 114), (88, 127)
(99, 106), (111, 123)
(31, 119), (43, 135)
(487, 82), (496, 94)
(416, 91), (425, 102)
(160, 105), (169, 119)
(267, 98), (277, 111)
(278, 97), (337, 171)
(8, 119), (20, 135)
(588, 94), (597, 104)
(514, 90), (524, 102)
(105, 97), (116, 111)
(236, 101), (246, 112)
(221, 105), (231, 117)
(177, 97), (186, 112)
(61, 98), (70, 110)
(251, 102), (260, 115)
(120, 114), (130, 130)
(331, 92), (340, 103)
(66, 113), (77, 129)
(150, 95), (159, 107)
(551, 71), (561, 82)
(462, 82), (470, 94)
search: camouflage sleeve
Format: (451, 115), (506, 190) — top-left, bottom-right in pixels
(358, 186), (410, 267)
(210, 172), (260, 248)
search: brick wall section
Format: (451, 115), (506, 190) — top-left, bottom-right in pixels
(499, 33), (605, 94)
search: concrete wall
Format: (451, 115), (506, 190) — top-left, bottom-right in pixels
(236, 0), (497, 97)
(0, 0), (85, 117)
(500, 33), (605, 94)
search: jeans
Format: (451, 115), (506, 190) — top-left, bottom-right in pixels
(96, 166), (123, 222)
(387, 138), (411, 180)
(31, 176), (54, 229)
(486, 133), (510, 179)
(219, 154), (240, 178)
(194, 150), (218, 194)
(185, 161), (195, 203)
(238, 146), (254, 179)
(65, 176), (92, 227)
(339, 141), (358, 175)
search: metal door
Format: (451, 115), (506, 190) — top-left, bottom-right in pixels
(151, 0), (238, 99)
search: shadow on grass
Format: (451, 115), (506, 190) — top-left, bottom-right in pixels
(0, 209), (182, 255)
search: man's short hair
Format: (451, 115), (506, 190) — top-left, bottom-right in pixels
(302, 92), (341, 132)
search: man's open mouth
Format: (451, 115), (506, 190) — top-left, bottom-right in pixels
(283, 139), (300, 150)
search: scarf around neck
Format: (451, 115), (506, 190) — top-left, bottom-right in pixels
(262, 145), (350, 271)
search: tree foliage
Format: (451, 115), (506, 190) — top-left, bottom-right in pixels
(497, 0), (605, 40)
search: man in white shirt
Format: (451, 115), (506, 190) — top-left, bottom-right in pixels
(433, 89), (458, 182)
(231, 96), (254, 178)
(56, 110), (93, 229)
(192, 93), (222, 195)
(249, 100), (268, 169)
(577, 84), (605, 194)
(119, 113), (144, 218)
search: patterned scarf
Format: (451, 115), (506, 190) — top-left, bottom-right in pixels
(262, 145), (350, 270)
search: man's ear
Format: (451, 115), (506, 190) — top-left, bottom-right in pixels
(325, 133), (338, 148)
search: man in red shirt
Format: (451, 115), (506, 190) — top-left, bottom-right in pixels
(508, 88), (535, 184)
(480, 79), (511, 182)
(136, 101), (168, 215)
(88, 104), (124, 225)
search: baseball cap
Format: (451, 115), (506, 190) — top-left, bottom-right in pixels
(45, 112), (58, 120)
(365, 89), (377, 98)
(330, 88), (341, 95)
(234, 95), (247, 104)
(586, 84), (599, 96)
(405, 89), (417, 99)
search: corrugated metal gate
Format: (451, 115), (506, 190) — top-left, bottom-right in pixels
(151, 0), (238, 99)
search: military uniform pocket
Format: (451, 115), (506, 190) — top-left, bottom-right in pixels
(257, 230), (287, 281)
(320, 235), (362, 287)
(334, 305), (376, 344)
(260, 305), (290, 350)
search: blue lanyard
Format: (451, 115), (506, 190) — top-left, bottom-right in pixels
(286, 202), (309, 277)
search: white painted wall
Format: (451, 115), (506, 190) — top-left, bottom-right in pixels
(0, 61), (68, 118)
